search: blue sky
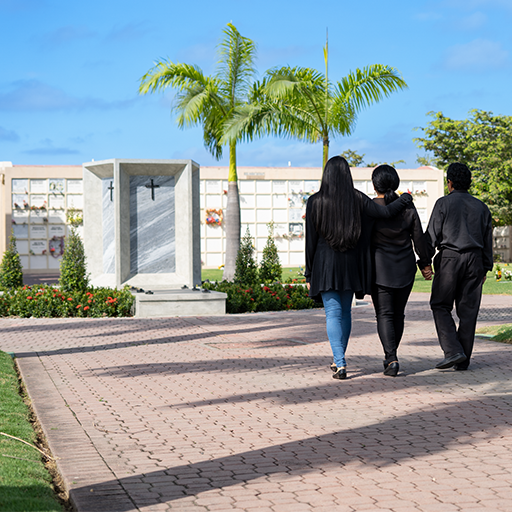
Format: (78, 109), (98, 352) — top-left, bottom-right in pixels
(1, 0), (511, 168)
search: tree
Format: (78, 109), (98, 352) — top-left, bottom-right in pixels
(59, 228), (89, 292)
(233, 226), (259, 286)
(415, 109), (512, 225)
(0, 232), (23, 289)
(139, 23), (257, 281)
(259, 222), (282, 283)
(340, 149), (365, 167)
(224, 41), (408, 168)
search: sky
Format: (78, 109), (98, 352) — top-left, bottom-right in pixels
(1, 0), (511, 169)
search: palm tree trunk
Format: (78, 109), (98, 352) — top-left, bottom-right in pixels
(322, 135), (329, 169)
(222, 141), (241, 281)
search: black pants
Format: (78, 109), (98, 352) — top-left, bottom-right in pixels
(430, 249), (485, 369)
(371, 281), (414, 366)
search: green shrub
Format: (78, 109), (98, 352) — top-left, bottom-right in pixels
(259, 221), (282, 283)
(59, 227), (89, 292)
(203, 281), (319, 314)
(0, 232), (24, 290)
(0, 285), (134, 318)
(234, 226), (259, 286)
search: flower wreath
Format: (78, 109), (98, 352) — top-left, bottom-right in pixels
(205, 208), (223, 226)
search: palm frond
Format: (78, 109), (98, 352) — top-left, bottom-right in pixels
(217, 23), (257, 104)
(139, 61), (216, 94)
(337, 64), (408, 113)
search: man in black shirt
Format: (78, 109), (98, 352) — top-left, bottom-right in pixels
(423, 163), (493, 370)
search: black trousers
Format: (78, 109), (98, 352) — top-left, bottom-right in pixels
(371, 281), (414, 366)
(430, 249), (485, 369)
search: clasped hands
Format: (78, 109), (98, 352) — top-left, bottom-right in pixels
(421, 265), (433, 280)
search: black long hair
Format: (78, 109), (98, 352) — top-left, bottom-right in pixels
(312, 156), (362, 251)
(371, 165), (400, 205)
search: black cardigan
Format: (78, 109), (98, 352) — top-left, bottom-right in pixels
(305, 191), (412, 299)
(371, 198), (433, 289)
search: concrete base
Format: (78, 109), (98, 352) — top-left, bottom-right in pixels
(132, 288), (226, 317)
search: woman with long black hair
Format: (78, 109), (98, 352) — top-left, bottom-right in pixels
(370, 165), (432, 377)
(305, 156), (412, 380)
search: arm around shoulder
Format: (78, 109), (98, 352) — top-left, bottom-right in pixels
(362, 192), (413, 219)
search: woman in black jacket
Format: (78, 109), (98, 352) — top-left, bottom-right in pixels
(370, 165), (433, 377)
(305, 157), (412, 380)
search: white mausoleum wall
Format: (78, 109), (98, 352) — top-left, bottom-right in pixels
(1, 163), (445, 273)
(200, 165), (444, 268)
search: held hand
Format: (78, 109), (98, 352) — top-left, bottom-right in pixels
(400, 192), (413, 205)
(306, 282), (310, 291)
(421, 265), (433, 280)
(482, 276), (487, 284)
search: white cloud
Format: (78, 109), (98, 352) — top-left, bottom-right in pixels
(443, 39), (509, 71)
(23, 139), (79, 155)
(444, 0), (512, 9)
(414, 12), (444, 21)
(458, 11), (487, 30)
(0, 80), (138, 112)
(0, 126), (19, 142)
(40, 25), (96, 46)
(105, 22), (151, 43)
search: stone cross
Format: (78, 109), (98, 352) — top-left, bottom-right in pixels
(108, 181), (114, 201)
(145, 179), (160, 200)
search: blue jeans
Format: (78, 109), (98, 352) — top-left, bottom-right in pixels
(321, 290), (353, 368)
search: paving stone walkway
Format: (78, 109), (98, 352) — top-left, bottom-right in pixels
(1, 292), (512, 512)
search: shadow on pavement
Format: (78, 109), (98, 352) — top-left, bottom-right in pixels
(69, 396), (512, 511)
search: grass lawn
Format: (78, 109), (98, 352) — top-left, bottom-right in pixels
(476, 324), (512, 343)
(204, 266), (512, 295)
(0, 352), (63, 511)
(202, 266), (304, 282)
(412, 265), (512, 295)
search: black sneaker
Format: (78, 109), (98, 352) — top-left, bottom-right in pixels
(332, 367), (347, 380)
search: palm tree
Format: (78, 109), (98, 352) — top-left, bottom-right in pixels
(224, 43), (408, 168)
(138, 23), (257, 281)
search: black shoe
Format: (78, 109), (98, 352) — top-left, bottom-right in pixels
(435, 353), (467, 369)
(453, 364), (468, 371)
(384, 361), (399, 377)
(332, 367), (347, 380)
(330, 361), (337, 373)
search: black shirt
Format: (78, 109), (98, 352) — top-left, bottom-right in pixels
(426, 189), (493, 271)
(305, 191), (412, 298)
(371, 198), (432, 289)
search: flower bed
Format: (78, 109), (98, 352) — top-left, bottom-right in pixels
(202, 281), (320, 314)
(0, 285), (134, 318)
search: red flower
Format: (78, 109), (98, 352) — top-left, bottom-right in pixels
(250, 298), (254, 301)
(27, 296), (32, 300)
(88, 299), (92, 303)
(76, 305), (82, 309)
(53, 294), (56, 297)
(84, 306), (89, 311)
(67, 297), (73, 301)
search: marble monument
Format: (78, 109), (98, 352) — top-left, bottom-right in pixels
(83, 159), (226, 316)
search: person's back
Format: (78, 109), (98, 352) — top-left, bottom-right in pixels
(428, 190), (492, 267)
(369, 165), (432, 376)
(426, 162), (493, 371)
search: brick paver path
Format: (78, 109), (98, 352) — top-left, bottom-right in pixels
(1, 293), (512, 512)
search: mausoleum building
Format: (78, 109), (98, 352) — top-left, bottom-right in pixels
(2, 160), (481, 279)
